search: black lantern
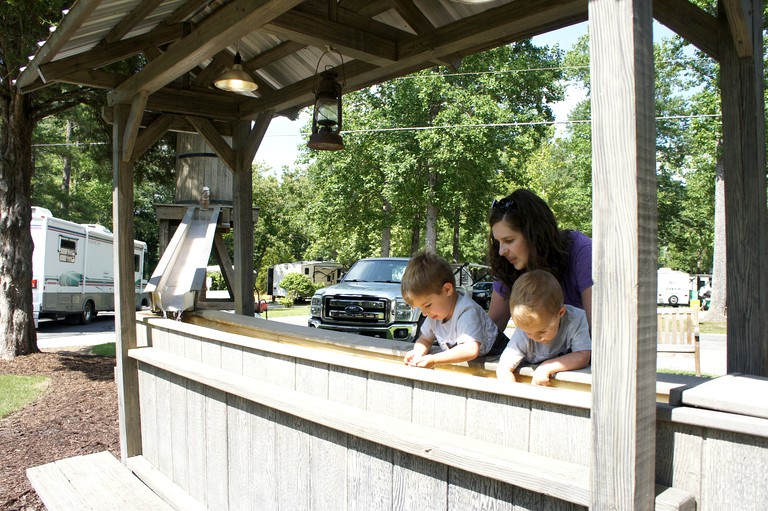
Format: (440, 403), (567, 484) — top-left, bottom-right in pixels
(308, 48), (345, 151)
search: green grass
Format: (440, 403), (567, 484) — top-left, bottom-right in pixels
(90, 343), (116, 357)
(0, 374), (50, 419)
(699, 321), (727, 335)
(264, 304), (311, 318)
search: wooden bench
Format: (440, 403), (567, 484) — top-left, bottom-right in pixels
(27, 451), (173, 511)
(658, 306), (701, 376)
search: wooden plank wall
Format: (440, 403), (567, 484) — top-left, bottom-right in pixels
(134, 320), (768, 510)
(136, 321), (590, 510)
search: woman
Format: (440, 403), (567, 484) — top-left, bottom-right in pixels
(487, 188), (593, 334)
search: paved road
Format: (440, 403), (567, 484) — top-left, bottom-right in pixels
(36, 312), (727, 376)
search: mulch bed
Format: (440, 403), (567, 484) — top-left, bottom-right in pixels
(0, 350), (119, 511)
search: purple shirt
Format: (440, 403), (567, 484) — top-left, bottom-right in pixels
(492, 230), (593, 309)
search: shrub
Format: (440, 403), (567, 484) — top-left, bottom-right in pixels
(277, 296), (294, 307)
(280, 273), (316, 301)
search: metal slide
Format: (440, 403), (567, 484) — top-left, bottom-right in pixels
(145, 206), (221, 315)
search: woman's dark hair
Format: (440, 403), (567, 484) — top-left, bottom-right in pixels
(487, 188), (570, 288)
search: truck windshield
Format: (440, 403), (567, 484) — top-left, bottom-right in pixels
(343, 260), (408, 283)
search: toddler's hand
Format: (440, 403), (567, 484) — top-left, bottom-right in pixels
(532, 367), (552, 386)
(404, 350), (417, 365)
(413, 355), (436, 369)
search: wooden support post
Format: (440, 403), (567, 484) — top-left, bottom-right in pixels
(232, 121), (254, 316)
(112, 103), (142, 461)
(719, 1), (768, 377)
(589, 0), (657, 507)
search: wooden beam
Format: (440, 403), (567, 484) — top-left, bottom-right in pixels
(241, 110), (274, 170)
(16, 0), (102, 88)
(38, 23), (185, 83)
(123, 90), (149, 162)
(166, 0), (211, 24)
(390, 0), (435, 34)
(133, 113), (180, 160)
(147, 87), (246, 120)
(298, 1), (414, 42)
(264, 10), (399, 66)
(653, 0), (719, 60)
(242, 41), (307, 72)
(108, 0), (304, 106)
(719, 2), (768, 376)
(589, 0), (658, 508)
(104, 0), (166, 44)
(722, 0), (754, 57)
(186, 116), (237, 172)
(232, 120), (256, 316)
(212, 232), (236, 295)
(240, 0), (586, 118)
(112, 103), (142, 461)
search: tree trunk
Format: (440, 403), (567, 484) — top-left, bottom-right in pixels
(380, 198), (391, 257)
(425, 170), (437, 252)
(0, 90), (38, 360)
(410, 213), (421, 255)
(61, 119), (72, 214)
(452, 206), (460, 262)
(706, 155), (727, 321)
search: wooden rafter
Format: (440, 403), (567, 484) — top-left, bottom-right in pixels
(132, 113), (181, 160)
(653, 0), (719, 60)
(38, 23), (186, 83)
(722, 0), (754, 57)
(390, 0), (435, 34)
(108, 0), (305, 106)
(241, 0), (586, 118)
(105, 0), (166, 44)
(123, 90), (150, 162)
(186, 115), (237, 172)
(16, 0), (102, 88)
(264, 10), (399, 65)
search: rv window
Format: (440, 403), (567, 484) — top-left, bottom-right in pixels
(59, 237), (77, 263)
(134, 254), (140, 273)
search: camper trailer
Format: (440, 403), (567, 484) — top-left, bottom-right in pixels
(657, 267), (692, 306)
(268, 260), (344, 298)
(31, 207), (148, 328)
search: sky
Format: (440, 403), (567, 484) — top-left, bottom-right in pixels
(253, 21), (678, 174)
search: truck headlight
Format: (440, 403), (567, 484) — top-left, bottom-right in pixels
(310, 295), (321, 317)
(395, 299), (413, 321)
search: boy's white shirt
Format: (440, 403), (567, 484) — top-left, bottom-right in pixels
(499, 305), (591, 370)
(420, 292), (498, 356)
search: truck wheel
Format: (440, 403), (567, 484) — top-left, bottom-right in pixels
(669, 296), (679, 306)
(79, 301), (95, 325)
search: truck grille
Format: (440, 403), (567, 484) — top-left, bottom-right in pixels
(324, 296), (389, 324)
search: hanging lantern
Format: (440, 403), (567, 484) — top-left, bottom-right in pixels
(308, 70), (344, 151)
(308, 48), (345, 151)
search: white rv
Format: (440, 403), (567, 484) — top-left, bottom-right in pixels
(31, 207), (149, 328)
(657, 267), (692, 306)
(268, 260), (344, 298)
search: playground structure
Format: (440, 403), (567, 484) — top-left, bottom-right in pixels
(18, 1), (768, 509)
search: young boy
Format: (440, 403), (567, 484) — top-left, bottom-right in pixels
(496, 269), (591, 386)
(401, 251), (502, 368)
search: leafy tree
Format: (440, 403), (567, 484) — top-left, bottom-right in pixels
(302, 42), (564, 265)
(0, 0), (93, 360)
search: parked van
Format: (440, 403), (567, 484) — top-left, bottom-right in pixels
(31, 207), (148, 328)
(657, 267), (691, 306)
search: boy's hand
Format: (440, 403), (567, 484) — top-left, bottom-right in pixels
(532, 366), (552, 386)
(404, 350), (418, 365)
(412, 354), (436, 368)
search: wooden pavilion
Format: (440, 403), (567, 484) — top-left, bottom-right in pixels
(18, 0), (767, 509)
